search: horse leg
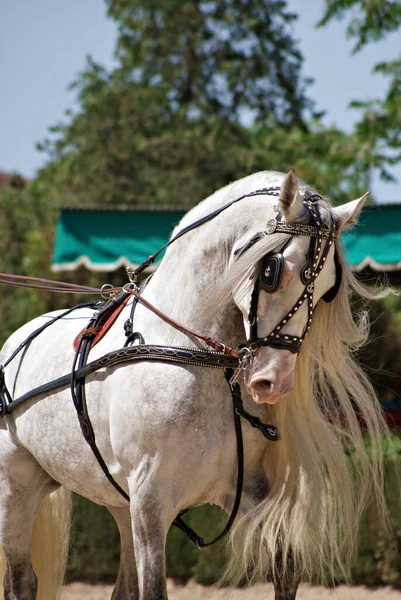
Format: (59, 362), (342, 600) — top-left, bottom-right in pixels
(0, 435), (61, 600)
(108, 506), (139, 600)
(242, 479), (300, 599)
(273, 548), (301, 600)
(128, 470), (172, 600)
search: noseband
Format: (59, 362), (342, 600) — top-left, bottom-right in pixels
(235, 189), (341, 357)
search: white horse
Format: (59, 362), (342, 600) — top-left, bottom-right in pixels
(0, 170), (389, 599)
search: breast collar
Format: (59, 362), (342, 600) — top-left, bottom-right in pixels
(235, 188), (340, 359)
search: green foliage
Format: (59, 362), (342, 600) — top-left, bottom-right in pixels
(106, 0), (314, 125)
(319, 0), (401, 186)
(166, 505), (226, 583)
(319, 0), (401, 52)
(356, 297), (401, 400)
(67, 495), (120, 582)
(36, 0), (317, 209)
(350, 435), (401, 587)
(351, 57), (401, 183)
(385, 293), (401, 332)
(29, 0), (400, 211)
(37, 113), (373, 210)
(0, 180), (51, 340)
(37, 0), (380, 209)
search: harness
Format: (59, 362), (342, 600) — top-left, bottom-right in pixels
(0, 185), (340, 549)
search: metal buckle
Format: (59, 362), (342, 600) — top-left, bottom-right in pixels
(238, 346), (253, 369)
(229, 347), (253, 386)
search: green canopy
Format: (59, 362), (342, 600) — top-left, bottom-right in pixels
(52, 205), (401, 272)
(52, 208), (185, 271)
(341, 204), (401, 271)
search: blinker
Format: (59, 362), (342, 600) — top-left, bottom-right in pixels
(259, 253), (284, 294)
(321, 250), (342, 303)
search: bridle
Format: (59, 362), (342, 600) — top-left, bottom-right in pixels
(0, 183), (342, 549)
(233, 189), (341, 365)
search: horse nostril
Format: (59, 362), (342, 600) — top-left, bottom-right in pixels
(252, 379), (275, 396)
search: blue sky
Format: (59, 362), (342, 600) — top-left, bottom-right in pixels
(1, 0), (400, 203)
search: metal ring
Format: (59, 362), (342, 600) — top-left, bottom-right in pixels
(100, 284), (114, 299)
(239, 346), (252, 360)
(238, 346), (253, 370)
(123, 282), (139, 294)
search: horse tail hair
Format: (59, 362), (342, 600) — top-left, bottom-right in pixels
(31, 487), (72, 600)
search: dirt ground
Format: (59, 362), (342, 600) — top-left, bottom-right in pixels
(61, 579), (401, 599)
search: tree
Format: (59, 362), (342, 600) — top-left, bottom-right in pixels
(319, 0), (401, 185)
(37, 0), (325, 208)
(106, 0), (316, 126)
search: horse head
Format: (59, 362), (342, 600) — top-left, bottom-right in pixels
(232, 170), (369, 405)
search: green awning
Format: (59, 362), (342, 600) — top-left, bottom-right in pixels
(52, 205), (401, 272)
(52, 208), (185, 272)
(342, 204), (401, 271)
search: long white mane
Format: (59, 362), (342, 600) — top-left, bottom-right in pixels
(181, 171), (392, 584)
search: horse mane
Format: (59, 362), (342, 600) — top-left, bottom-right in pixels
(193, 178), (392, 585)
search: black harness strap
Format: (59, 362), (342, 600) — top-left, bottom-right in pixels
(2, 345), (240, 413)
(1, 302), (98, 370)
(71, 334), (131, 502)
(123, 277), (151, 347)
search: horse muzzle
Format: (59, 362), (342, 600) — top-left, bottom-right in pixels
(244, 348), (296, 404)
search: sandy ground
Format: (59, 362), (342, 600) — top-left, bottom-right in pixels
(61, 580), (401, 599)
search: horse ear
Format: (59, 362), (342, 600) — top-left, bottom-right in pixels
(332, 192), (370, 231)
(279, 169), (304, 221)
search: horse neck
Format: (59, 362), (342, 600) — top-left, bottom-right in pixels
(142, 217), (241, 346)
(139, 173), (280, 346)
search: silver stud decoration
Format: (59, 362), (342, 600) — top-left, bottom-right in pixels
(266, 219), (277, 234)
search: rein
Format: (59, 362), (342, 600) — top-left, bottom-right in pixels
(124, 285), (239, 358)
(0, 272), (111, 294)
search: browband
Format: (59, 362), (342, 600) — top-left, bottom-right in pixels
(265, 219), (339, 239)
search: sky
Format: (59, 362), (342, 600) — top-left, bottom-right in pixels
(0, 0), (400, 203)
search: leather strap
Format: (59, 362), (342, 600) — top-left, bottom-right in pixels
(3, 345), (240, 413)
(125, 286), (240, 358)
